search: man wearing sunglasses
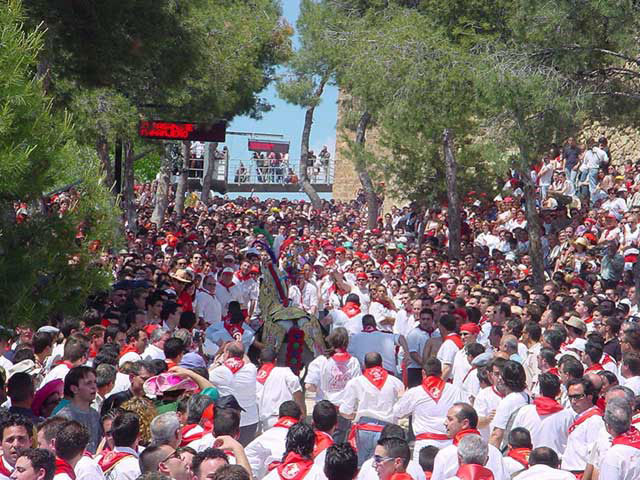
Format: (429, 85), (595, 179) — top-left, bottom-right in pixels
(373, 437), (411, 480)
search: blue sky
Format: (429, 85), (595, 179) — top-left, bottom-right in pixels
(224, 0), (338, 165)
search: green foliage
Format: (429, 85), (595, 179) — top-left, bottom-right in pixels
(134, 150), (163, 183)
(0, 0), (120, 328)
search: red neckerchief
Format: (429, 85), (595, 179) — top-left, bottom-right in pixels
(455, 464), (494, 480)
(491, 386), (505, 399)
(445, 333), (463, 349)
(424, 473), (432, 480)
(585, 363), (604, 373)
(313, 431), (334, 458)
(362, 325), (377, 332)
(89, 346), (98, 358)
(341, 301), (361, 318)
(547, 367), (559, 377)
(98, 451), (135, 473)
(180, 424), (207, 447)
(422, 376), (446, 403)
(276, 452), (314, 480)
(257, 363), (276, 384)
(376, 299), (395, 310)
(223, 316), (244, 338)
(236, 271), (249, 282)
(534, 396), (564, 416)
(584, 316), (593, 324)
(569, 406), (603, 433)
(119, 344), (138, 358)
(612, 426), (640, 449)
(453, 428), (481, 446)
(506, 448), (531, 468)
(224, 357), (245, 374)
(602, 353), (616, 366)
(388, 473), (413, 480)
(332, 348), (351, 362)
(596, 396), (606, 411)
(55, 457), (76, 480)
(363, 366), (388, 390)
(54, 360), (75, 368)
(0, 456), (12, 478)
(274, 416), (299, 429)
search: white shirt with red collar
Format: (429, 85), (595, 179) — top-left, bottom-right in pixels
(195, 288), (222, 326)
(75, 454), (105, 480)
(209, 358), (258, 427)
(436, 334), (464, 378)
(215, 282), (243, 315)
(0, 455), (13, 480)
(451, 348), (472, 388)
(339, 366), (405, 422)
(99, 447), (140, 480)
(431, 429), (508, 480)
(511, 396), (575, 454)
(348, 328), (400, 374)
(328, 308), (363, 336)
(392, 377), (468, 460)
(181, 424), (215, 452)
(599, 427), (640, 480)
(245, 417), (300, 479)
(262, 459), (326, 480)
(307, 351), (360, 407)
(256, 364), (302, 427)
(561, 405), (604, 471)
(41, 361), (72, 387)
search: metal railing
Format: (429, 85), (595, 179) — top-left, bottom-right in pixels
(228, 159), (334, 184)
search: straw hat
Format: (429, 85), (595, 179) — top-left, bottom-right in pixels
(169, 269), (193, 284)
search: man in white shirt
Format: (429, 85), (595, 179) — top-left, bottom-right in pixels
(262, 423), (326, 480)
(98, 412), (141, 480)
(142, 328), (169, 361)
(256, 348), (305, 431)
(451, 323), (481, 387)
(513, 447), (576, 480)
(489, 360), (530, 449)
(208, 343), (258, 445)
(599, 397), (640, 480)
(436, 314), (464, 382)
(511, 373), (574, 454)
(406, 308), (438, 387)
(195, 275), (222, 326)
(430, 403), (508, 480)
(393, 358), (467, 462)
(348, 315), (408, 375)
(40, 337), (89, 387)
(621, 352), (640, 394)
(245, 401), (302, 479)
(216, 268), (243, 316)
(340, 352), (405, 465)
(326, 294), (364, 335)
(474, 358), (506, 441)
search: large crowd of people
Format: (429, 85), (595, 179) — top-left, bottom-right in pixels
(6, 134), (640, 480)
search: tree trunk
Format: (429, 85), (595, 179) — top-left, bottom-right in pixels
(151, 147), (172, 226)
(355, 110), (379, 230)
(201, 142), (218, 204)
(443, 129), (461, 260)
(299, 77), (328, 209)
(518, 155), (545, 292)
(96, 137), (114, 191)
(122, 140), (136, 233)
(175, 141), (190, 219)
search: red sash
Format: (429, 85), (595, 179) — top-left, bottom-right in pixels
(332, 348), (351, 362)
(389, 474), (413, 480)
(276, 452), (314, 480)
(534, 396), (564, 416)
(363, 366), (388, 390)
(341, 302), (361, 319)
(119, 344), (139, 358)
(612, 426), (640, 449)
(257, 363), (276, 384)
(415, 432), (449, 441)
(445, 333), (463, 349)
(569, 406), (603, 434)
(274, 416), (299, 429)
(55, 458), (76, 480)
(0, 457), (12, 478)
(347, 423), (385, 450)
(224, 357), (245, 374)
(98, 451), (135, 473)
(506, 448), (531, 468)
(313, 431), (334, 458)
(456, 464), (494, 480)
(453, 428), (481, 446)
(585, 363), (604, 373)
(180, 424), (207, 447)
(422, 376), (446, 403)
(223, 318), (244, 338)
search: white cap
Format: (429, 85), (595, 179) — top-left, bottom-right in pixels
(222, 267), (235, 274)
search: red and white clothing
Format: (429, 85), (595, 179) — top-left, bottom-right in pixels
(348, 328), (401, 374)
(0, 455), (14, 480)
(511, 396), (574, 454)
(305, 351), (360, 406)
(622, 375), (640, 395)
(209, 358), (258, 427)
(392, 376), (468, 461)
(511, 464), (576, 480)
(181, 424), (215, 452)
(205, 321), (256, 353)
(256, 364), (302, 429)
(75, 454), (105, 480)
(340, 366), (405, 422)
(246, 416), (299, 479)
(599, 427), (640, 480)
(489, 391), (530, 436)
(98, 447), (140, 480)
(436, 334), (464, 380)
(503, 448), (530, 478)
(461, 367), (481, 400)
(195, 288), (222, 326)
(451, 348), (472, 388)
(41, 361), (73, 386)
(473, 387), (503, 441)
(289, 282), (319, 315)
(431, 429), (508, 480)
(357, 458), (426, 480)
(328, 303), (364, 335)
(54, 458), (75, 480)
(262, 452), (326, 480)
(369, 301), (397, 329)
(216, 281), (243, 316)
(561, 406), (604, 472)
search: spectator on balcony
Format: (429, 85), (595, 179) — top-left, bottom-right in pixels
(234, 163), (249, 184)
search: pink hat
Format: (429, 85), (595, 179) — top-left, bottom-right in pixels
(143, 373), (199, 396)
(32, 379), (63, 417)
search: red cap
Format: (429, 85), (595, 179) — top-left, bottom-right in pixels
(335, 247), (346, 254)
(356, 272), (368, 280)
(460, 323), (480, 335)
(453, 308), (468, 320)
(144, 324), (160, 336)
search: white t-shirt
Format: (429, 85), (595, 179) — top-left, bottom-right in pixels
(75, 454), (105, 480)
(599, 441), (640, 480)
(245, 423), (291, 479)
(262, 460), (326, 480)
(195, 289), (222, 326)
(490, 391), (530, 433)
(339, 371), (404, 422)
(511, 403), (575, 454)
(451, 348), (471, 388)
(436, 337), (462, 374)
(103, 447), (140, 480)
(474, 386), (503, 441)
(512, 464), (576, 480)
(209, 360), (258, 426)
(314, 355), (361, 406)
(431, 441), (508, 480)
(561, 407), (605, 471)
(256, 366), (301, 423)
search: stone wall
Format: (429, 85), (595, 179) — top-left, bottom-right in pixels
(578, 121), (640, 164)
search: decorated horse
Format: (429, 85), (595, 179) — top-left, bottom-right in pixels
(257, 260), (326, 376)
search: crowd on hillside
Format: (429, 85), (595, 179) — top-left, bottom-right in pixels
(5, 134), (640, 480)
